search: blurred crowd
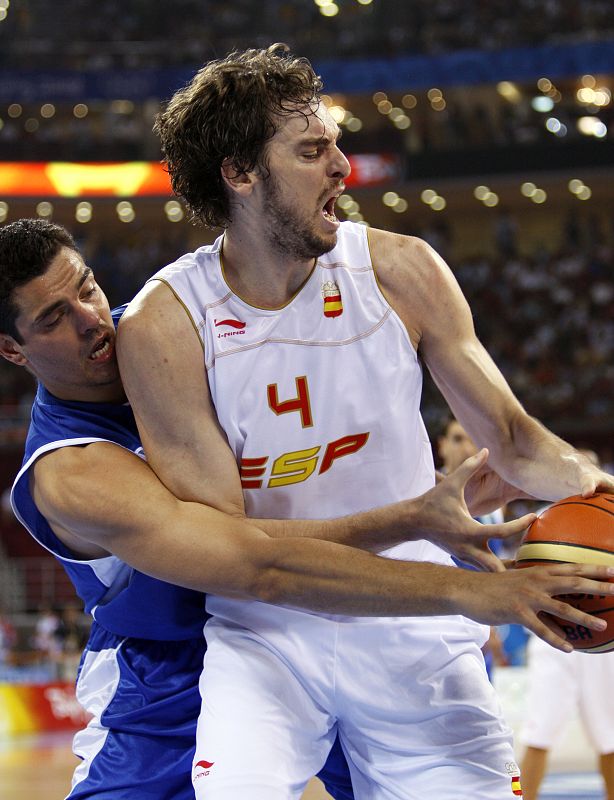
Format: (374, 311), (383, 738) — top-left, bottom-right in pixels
(4, 80), (612, 164)
(1, 0), (612, 69)
(0, 603), (88, 681)
(0, 215), (611, 442)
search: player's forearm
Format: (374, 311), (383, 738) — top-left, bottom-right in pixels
(249, 537), (466, 615)
(258, 499), (421, 553)
(490, 411), (585, 501)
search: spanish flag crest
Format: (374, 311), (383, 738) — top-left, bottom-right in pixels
(322, 281), (343, 318)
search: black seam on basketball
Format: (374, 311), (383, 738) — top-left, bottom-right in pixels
(520, 540), (614, 556)
(578, 640), (614, 652)
(544, 500), (614, 518)
(587, 607), (614, 616)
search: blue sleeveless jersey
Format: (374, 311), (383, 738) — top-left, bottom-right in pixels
(11, 306), (206, 641)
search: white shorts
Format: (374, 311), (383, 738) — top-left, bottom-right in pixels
(519, 635), (614, 753)
(193, 600), (520, 800)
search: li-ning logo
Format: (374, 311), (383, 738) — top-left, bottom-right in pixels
(214, 318), (246, 338)
(194, 760), (215, 780)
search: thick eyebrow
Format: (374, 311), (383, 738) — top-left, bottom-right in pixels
(33, 267), (92, 325)
(298, 127), (343, 148)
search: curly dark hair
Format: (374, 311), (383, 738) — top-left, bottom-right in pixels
(0, 218), (76, 342)
(154, 43), (322, 228)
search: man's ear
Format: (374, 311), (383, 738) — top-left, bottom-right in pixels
(221, 158), (258, 197)
(0, 334), (28, 367)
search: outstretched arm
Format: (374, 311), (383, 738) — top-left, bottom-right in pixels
(370, 229), (614, 501)
(30, 439), (614, 650)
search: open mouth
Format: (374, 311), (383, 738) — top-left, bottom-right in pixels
(322, 195), (338, 224)
(89, 334), (112, 361)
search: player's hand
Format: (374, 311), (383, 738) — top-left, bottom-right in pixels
(457, 563), (614, 653)
(463, 453), (533, 515)
(416, 449), (536, 573)
(577, 462), (614, 498)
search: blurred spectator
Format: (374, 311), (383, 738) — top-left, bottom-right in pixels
(0, 608), (16, 664)
(54, 605), (88, 681)
(32, 605), (62, 664)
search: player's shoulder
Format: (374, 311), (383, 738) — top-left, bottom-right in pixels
(367, 227), (450, 296)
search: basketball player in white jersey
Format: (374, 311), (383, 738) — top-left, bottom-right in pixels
(117, 45), (614, 799)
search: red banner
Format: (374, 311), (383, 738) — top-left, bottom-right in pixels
(0, 156), (401, 197)
(0, 682), (90, 735)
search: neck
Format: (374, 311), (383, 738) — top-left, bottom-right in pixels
(221, 228), (316, 308)
(45, 380), (127, 405)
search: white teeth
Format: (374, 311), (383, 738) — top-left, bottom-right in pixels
(90, 340), (110, 360)
(322, 209), (337, 223)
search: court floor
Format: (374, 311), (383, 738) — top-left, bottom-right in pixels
(0, 732), (333, 800)
(0, 731), (605, 799)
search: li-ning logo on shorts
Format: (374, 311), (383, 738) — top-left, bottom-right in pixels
(193, 760), (215, 780)
(214, 318), (246, 338)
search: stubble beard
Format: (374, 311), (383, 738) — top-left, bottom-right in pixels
(261, 175), (336, 262)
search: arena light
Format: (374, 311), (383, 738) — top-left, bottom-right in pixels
(392, 198), (408, 213)
(483, 192), (499, 207)
(7, 103), (22, 118)
(0, 201), (8, 222)
(164, 200), (184, 222)
(568, 179), (584, 194)
(577, 116), (607, 137)
(496, 82), (521, 103)
(402, 94), (417, 109)
(545, 118), (567, 136)
(581, 74), (596, 88)
(473, 185), (490, 201)
(328, 105), (347, 123)
(75, 201), (92, 223)
(377, 99), (392, 114)
(356, 0), (373, 5)
(40, 103), (56, 119)
(0, 8), (7, 22)
(36, 201), (53, 218)
(531, 96), (554, 112)
(382, 191), (399, 207)
(430, 196), (446, 211)
(421, 189), (437, 204)
(576, 186), (592, 200)
(24, 118), (39, 133)
(372, 92), (387, 104)
(319, 2), (339, 16)
(520, 182), (537, 198)
(531, 189), (547, 204)
(337, 194), (354, 210)
(393, 116), (411, 129)
(537, 78), (552, 93)
(345, 117), (362, 132)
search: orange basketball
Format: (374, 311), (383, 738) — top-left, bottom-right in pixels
(515, 493), (614, 653)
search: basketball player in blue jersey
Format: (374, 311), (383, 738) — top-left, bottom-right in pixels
(3, 221), (607, 798)
(116, 44), (614, 800)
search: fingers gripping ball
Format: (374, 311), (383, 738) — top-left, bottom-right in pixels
(515, 493), (614, 653)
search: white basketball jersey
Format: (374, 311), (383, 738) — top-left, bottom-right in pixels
(152, 221), (453, 573)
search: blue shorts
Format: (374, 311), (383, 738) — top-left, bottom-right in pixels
(67, 623), (353, 799)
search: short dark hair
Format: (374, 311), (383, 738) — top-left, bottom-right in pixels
(155, 43), (322, 228)
(0, 219), (77, 342)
